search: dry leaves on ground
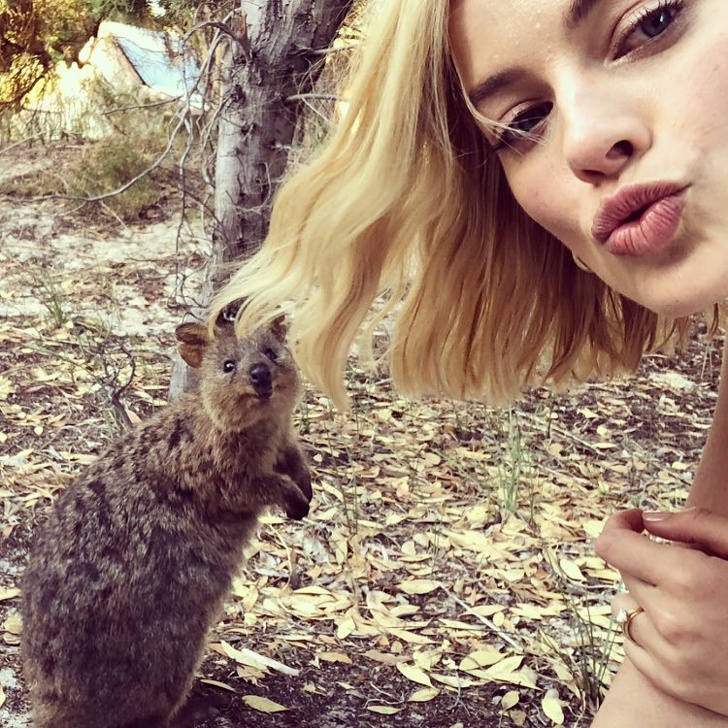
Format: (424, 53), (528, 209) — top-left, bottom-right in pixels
(0, 152), (722, 726)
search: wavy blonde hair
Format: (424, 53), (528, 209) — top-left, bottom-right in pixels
(211, 0), (689, 408)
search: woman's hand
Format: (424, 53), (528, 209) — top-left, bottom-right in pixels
(596, 508), (728, 717)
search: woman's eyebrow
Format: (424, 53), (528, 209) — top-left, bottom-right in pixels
(468, 68), (528, 108)
(467, 0), (602, 108)
(567, 0), (602, 29)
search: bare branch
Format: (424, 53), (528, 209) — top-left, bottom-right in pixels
(286, 93), (340, 103)
(25, 111), (190, 205)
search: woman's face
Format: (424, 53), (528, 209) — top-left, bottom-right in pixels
(450, 0), (728, 316)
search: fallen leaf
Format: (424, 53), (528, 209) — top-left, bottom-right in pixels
(367, 705), (402, 715)
(317, 651), (353, 664)
(0, 587), (20, 602)
(559, 558), (585, 582)
(199, 679), (236, 692)
(364, 650), (406, 666)
(386, 628), (434, 645)
(459, 648), (505, 670)
(398, 579), (440, 595)
(242, 695), (288, 713)
(409, 687), (440, 702)
(396, 662), (432, 687)
(3, 614), (22, 635)
(542, 691), (565, 724)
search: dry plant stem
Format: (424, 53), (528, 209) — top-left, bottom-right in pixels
(441, 585), (524, 652)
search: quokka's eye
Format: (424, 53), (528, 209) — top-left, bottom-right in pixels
(222, 360), (236, 373)
(263, 347), (278, 363)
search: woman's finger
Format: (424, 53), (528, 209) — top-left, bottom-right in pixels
(611, 592), (650, 647)
(642, 508), (728, 559)
(610, 590), (638, 619)
(596, 511), (687, 584)
(619, 573), (660, 610)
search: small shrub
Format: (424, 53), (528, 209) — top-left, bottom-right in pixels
(67, 133), (167, 221)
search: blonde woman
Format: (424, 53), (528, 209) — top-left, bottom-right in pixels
(213, 0), (728, 723)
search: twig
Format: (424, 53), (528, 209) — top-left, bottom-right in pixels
(286, 93), (340, 103)
(439, 584), (525, 652)
(0, 133), (46, 154)
(103, 98), (179, 115)
(109, 342), (137, 431)
(228, 645), (300, 676)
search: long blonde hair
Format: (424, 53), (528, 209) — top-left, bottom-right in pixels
(211, 0), (688, 408)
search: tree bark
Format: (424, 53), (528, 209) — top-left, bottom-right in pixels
(213, 0), (353, 268)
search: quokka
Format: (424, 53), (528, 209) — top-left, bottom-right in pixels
(21, 312), (312, 728)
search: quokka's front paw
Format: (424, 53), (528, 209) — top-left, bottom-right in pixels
(284, 487), (310, 520)
(277, 447), (313, 503)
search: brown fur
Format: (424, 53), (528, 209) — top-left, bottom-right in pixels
(21, 318), (312, 728)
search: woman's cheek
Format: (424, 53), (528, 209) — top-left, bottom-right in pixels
(510, 172), (580, 250)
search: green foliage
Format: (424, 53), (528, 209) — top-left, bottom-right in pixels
(0, 0), (234, 110)
(0, 53), (44, 106)
(498, 407), (534, 517)
(0, 0), (96, 107)
(77, 0), (231, 26)
(81, 0), (148, 22)
(66, 130), (167, 221)
(0, 79), (179, 221)
(35, 269), (72, 326)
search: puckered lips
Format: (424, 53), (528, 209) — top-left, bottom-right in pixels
(591, 182), (688, 257)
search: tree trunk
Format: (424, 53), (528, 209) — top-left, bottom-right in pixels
(213, 0), (353, 266)
(169, 0), (353, 399)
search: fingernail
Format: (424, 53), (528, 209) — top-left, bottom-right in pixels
(643, 507), (696, 522)
(642, 511), (670, 522)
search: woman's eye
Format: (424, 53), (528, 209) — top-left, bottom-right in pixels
(640, 9), (673, 37)
(615, 1), (684, 58)
(493, 102), (552, 152)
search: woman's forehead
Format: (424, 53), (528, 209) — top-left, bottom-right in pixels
(449, 0), (588, 31)
(449, 0), (575, 93)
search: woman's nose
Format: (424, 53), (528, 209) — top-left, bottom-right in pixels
(561, 89), (651, 185)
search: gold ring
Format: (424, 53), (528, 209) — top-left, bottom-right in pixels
(615, 606), (645, 643)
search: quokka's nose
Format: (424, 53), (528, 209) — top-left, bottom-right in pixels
(249, 363), (273, 397)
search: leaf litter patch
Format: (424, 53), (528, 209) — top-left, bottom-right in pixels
(0, 152), (722, 727)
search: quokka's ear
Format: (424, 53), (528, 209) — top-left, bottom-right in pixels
(175, 322), (210, 369)
(269, 314), (288, 342)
